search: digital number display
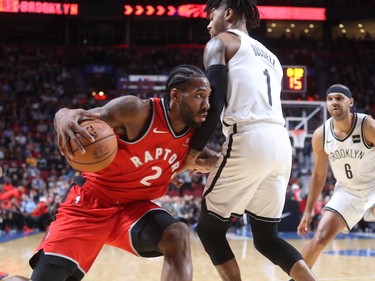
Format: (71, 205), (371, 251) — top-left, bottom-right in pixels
(282, 65), (307, 93)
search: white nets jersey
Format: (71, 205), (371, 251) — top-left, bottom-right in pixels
(324, 113), (375, 190)
(222, 29), (285, 127)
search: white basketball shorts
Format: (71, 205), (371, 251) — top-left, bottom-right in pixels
(202, 123), (292, 222)
(324, 184), (375, 233)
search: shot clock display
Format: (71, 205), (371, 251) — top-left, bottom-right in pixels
(282, 65), (307, 93)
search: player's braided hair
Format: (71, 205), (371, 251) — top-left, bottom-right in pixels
(204, 0), (260, 30)
(165, 64), (206, 103)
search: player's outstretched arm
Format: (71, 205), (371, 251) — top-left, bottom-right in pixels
(176, 148), (202, 174)
(194, 147), (220, 174)
(297, 126), (329, 237)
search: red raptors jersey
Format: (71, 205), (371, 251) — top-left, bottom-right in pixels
(83, 98), (194, 204)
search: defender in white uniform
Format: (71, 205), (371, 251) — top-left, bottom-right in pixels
(191, 1), (317, 281)
(297, 84), (375, 272)
(204, 28), (291, 222)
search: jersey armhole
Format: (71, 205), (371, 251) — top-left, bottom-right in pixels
(361, 115), (373, 149)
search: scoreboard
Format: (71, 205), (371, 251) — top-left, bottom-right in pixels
(282, 65), (307, 93)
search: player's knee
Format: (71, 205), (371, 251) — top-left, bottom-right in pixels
(252, 230), (276, 258)
(311, 228), (333, 247)
(196, 214), (234, 265)
(30, 250), (83, 281)
(159, 222), (190, 255)
(251, 218), (302, 275)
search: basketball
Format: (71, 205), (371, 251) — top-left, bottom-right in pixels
(67, 119), (118, 172)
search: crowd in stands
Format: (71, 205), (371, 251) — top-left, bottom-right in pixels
(1, 35), (375, 234)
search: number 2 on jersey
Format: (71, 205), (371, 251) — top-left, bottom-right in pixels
(140, 166), (162, 186)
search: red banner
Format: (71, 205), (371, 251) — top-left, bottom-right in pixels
(123, 4), (326, 21)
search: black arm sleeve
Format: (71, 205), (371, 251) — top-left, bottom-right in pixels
(190, 64), (227, 151)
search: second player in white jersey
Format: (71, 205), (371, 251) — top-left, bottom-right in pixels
(324, 112), (375, 190)
(296, 84), (375, 275)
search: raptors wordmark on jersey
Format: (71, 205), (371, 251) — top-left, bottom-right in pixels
(130, 147), (180, 172)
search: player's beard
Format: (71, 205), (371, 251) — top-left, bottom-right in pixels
(180, 107), (205, 128)
(329, 106), (348, 120)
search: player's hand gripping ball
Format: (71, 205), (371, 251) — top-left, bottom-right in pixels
(67, 119), (118, 172)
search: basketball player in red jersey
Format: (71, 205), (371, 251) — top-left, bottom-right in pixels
(7, 64), (211, 281)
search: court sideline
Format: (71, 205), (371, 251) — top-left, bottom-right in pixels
(0, 230), (374, 281)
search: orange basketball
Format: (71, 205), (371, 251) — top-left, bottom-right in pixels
(67, 119), (118, 172)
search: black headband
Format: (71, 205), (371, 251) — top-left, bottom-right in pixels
(326, 84), (352, 98)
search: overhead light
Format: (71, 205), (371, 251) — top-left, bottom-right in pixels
(339, 24), (344, 28)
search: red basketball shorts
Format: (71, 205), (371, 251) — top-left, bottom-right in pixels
(35, 184), (164, 274)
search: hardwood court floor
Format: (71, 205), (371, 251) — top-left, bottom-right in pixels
(1, 231), (374, 281)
